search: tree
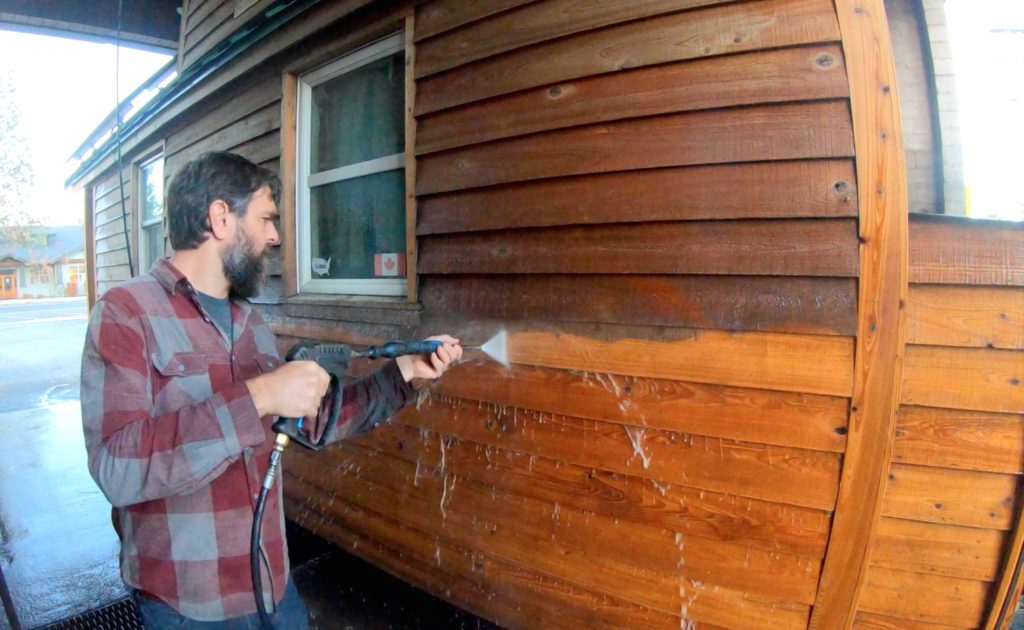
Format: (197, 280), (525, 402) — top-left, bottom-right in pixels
(0, 71), (37, 242)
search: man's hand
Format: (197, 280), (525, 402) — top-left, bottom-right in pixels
(246, 360), (330, 420)
(395, 335), (462, 382)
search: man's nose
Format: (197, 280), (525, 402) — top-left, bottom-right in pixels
(267, 222), (280, 246)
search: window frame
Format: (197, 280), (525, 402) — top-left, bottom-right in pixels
(133, 149), (166, 273)
(295, 31), (409, 297)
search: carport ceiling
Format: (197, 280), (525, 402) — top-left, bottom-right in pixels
(0, 0), (180, 51)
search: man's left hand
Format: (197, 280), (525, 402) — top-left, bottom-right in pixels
(395, 335), (462, 382)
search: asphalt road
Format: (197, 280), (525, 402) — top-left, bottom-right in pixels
(0, 298), (125, 630)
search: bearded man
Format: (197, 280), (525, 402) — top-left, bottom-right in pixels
(80, 152), (461, 629)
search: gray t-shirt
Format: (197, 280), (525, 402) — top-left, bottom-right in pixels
(196, 291), (232, 339)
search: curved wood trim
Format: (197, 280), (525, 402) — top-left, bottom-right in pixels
(809, 0), (908, 627)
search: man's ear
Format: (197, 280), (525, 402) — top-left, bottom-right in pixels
(207, 200), (233, 241)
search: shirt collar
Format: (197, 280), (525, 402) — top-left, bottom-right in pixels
(150, 257), (253, 318)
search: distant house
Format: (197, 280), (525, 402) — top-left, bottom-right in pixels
(0, 226), (87, 299)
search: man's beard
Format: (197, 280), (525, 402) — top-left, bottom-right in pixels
(222, 227), (266, 299)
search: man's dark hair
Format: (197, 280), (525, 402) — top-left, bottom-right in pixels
(166, 152), (281, 250)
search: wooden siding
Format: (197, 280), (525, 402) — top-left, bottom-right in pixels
(179, 0), (278, 71)
(855, 215), (1024, 628)
(282, 0), (862, 627)
(76, 0), (1024, 627)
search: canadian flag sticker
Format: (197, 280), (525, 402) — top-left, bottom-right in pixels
(374, 253), (406, 277)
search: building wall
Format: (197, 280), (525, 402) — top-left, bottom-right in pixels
(886, 0), (942, 214)
(80, 0), (1023, 626)
(922, 0), (967, 215)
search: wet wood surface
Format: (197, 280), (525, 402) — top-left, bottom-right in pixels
(894, 405), (1024, 474)
(872, 516), (1004, 581)
(902, 345), (1024, 414)
(858, 566), (989, 627)
(503, 329), (854, 397)
(907, 284), (1024, 350)
(881, 463), (1018, 530)
(431, 361), (849, 452)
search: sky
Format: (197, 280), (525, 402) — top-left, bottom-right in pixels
(0, 29), (172, 226)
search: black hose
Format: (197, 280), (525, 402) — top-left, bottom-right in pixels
(251, 483), (273, 629)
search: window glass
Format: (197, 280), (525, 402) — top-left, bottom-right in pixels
(298, 34), (407, 296)
(310, 53), (404, 173)
(310, 170), (405, 280)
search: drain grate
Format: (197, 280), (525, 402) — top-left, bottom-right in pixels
(36, 597), (142, 630)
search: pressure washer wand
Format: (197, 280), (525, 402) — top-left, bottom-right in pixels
(354, 331), (508, 366)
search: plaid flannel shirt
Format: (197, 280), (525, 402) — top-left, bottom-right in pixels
(81, 258), (414, 621)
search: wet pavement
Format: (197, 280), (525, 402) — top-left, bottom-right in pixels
(0, 298), (120, 629)
(0, 298), (496, 630)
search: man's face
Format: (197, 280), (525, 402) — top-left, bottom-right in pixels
(222, 186), (279, 298)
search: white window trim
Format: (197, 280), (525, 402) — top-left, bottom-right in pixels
(296, 32), (407, 297)
(137, 152), (164, 270)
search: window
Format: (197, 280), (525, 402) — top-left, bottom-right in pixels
(296, 33), (407, 296)
(138, 154), (165, 271)
(29, 265), (49, 284)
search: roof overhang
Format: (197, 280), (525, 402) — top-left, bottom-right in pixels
(0, 0), (180, 52)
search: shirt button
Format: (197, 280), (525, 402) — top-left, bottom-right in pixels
(177, 364), (184, 372)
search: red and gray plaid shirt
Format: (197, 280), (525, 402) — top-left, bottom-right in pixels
(81, 258), (413, 621)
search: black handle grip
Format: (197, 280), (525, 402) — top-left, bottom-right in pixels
(272, 417), (322, 451)
(366, 339), (443, 360)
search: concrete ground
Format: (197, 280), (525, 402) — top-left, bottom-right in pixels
(0, 297), (494, 630)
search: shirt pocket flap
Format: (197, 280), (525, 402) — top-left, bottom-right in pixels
(151, 350), (209, 377)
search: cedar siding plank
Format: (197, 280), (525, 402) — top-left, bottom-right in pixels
(165, 104), (282, 174)
(503, 329), (854, 397)
(419, 219), (859, 277)
(416, 0), (733, 77)
(283, 495), (678, 630)
(854, 612), (971, 630)
(894, 405), (1024, 474)
(417, 159), (858, 234)
(414, 0), (541, 42)
(417, 45), (850, 154)
(881, 463), (1019, 530)
(907, 284), (1024, 350)
(164, 75), (281, 157)
(902, 345), (1024, 414)
(372, 421), (833, 556)
(858, 566), (989, 628)
(288, 444), (823, 611)
(909, 215), (1024, 287)
(184, 0), (232, 47)
(397, 395), (841, 510)
(183, 0), (222, 37)
(420, 275), (857, 336)
(872, 516), (1005, 581)
(416, 0), (841, 114)
(431, 360), (849, 452)
(285, 489), (804, 630)
(417, 101), (855, 195)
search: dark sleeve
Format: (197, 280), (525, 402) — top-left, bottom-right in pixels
(325, 361), (415, 443)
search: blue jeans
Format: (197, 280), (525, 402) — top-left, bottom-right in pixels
(133, 578), (309, 630)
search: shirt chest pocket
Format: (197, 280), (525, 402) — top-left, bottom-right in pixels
(150, 349), (212, 404)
